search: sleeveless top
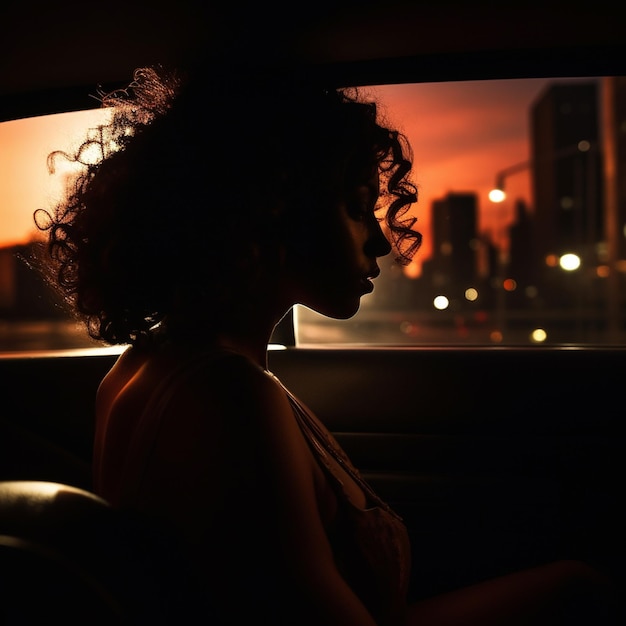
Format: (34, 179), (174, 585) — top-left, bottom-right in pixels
(269, 375), (412, 626)
(103, 349), (411, 626)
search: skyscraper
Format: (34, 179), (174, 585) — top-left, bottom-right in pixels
(530, 81), (603, 264)
(429, 192), (478, 291)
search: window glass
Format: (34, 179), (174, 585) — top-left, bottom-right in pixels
(2, 77), (625, 352)
(296, 77), (626, 347)
(0, 108), (113, 353)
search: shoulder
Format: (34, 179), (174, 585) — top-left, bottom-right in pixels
(143, 348), (299, 459)
(160, 349), (317, 486)
(168, 349), (291, 421)
(145, 349), (319, 523)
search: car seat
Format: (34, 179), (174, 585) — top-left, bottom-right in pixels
(0, 480), (203, 624)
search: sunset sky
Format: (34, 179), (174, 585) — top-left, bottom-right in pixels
(0, 77), (594, 267)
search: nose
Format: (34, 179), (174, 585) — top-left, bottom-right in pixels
(364, 219), (392, 258)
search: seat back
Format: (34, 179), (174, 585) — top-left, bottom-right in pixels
(0, 480), (201, 625)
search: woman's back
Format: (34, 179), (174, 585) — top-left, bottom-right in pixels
(94, 343), (305, 529)
(93, 342), (412, 625)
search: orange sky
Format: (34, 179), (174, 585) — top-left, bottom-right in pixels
(0, 108), (112, 247)
(1, 78), (590, 264)
(368, 79), (553, 265)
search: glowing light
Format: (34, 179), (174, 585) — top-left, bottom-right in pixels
(403, 261), (421, 279)
(490, 330), (503, 343)
(488, 188), (506, 203)
(503, 278), (517, 291)
(464, 288), (478, 301)
(79, 142), (105, 165)
(559, 253), (581, 271)
(545, 254), (559, 267)
(400, 321), (420, 336)
(433, 295), (449, 310)
(530, 328), (547, 343)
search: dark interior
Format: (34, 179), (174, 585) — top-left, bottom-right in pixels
(1, 0), (625, 621)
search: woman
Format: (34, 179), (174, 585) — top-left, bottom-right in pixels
(36, 64), (618, 625)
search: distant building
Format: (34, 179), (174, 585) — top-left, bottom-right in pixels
(530, 80), (604, 264)
(0, 247), (16, 310)
(428, 192), (478, 291)
(506, 199), (538, 309)
(415, 191), (482, 312)
(0, 242), (67, 319)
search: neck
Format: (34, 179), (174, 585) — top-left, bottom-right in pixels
(215, 334), (271, 370)
(165, 308), (291, 370)
(223, 307), (296, 369)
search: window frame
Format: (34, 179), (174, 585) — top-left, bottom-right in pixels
(2, 42), (626, 353)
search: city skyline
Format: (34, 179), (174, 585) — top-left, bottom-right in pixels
(371, 77), (600, 270)
(1, 77), (599, 270)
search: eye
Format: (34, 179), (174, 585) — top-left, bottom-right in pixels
(348, 185), (378, 221)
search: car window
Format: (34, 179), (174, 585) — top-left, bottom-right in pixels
(2, 76), (625, 352)
(296, 76), (626, 347)
(0, 108), (114, 353)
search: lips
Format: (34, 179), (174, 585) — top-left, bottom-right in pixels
(359, 267), (380, 294)
(359, 278), (374, 294)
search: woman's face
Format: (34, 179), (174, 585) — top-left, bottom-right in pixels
(285, 170), (392, 319)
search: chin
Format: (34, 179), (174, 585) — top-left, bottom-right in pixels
(312, 300), (362, 320)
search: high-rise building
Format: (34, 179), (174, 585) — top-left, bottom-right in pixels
(530, 81), (604, 264)
(429, 192), (478, 292)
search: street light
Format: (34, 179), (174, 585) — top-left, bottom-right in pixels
(490, 142), (595, 203)
(489, 159), (531, 203)
(490, 140), (604, 343)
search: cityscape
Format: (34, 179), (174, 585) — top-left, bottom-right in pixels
(2, 77), (626, 350)
(297, 77), (626, 346)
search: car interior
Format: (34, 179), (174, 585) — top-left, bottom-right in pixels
(1, 1), (625, 623)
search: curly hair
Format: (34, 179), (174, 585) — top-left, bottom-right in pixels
(35, 65), (421, 346)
